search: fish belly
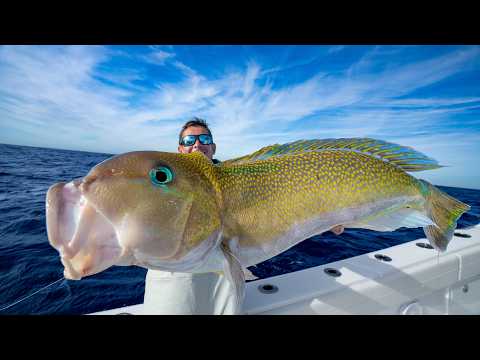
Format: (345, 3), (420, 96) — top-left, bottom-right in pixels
(233, 195), (429, 267)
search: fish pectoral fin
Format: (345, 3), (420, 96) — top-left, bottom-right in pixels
(348, 208), (434, 232)
(220, 243), (245, 315)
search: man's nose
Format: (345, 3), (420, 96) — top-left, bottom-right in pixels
(192, 139), (201, 148)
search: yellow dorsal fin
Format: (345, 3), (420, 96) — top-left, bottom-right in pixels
(221, 138), (443, 172)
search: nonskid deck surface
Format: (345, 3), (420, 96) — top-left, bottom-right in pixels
(90, 224), (480, 315)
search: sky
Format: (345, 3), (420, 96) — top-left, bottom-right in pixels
(0, 45), (479, 189)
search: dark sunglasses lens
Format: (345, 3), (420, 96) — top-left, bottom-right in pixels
(199, 134), (213, 144)
(181, 135), (196, 146)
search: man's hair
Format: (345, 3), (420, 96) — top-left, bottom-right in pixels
(178, 117), (213, 144)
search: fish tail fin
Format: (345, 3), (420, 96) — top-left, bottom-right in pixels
(419, 179), (470, 252)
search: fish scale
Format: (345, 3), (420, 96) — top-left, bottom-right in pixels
(216, 150), (421, 247)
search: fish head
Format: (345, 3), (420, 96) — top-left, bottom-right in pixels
(46, 151), (221, 280)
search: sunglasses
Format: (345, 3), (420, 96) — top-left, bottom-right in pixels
(179, 134), (213, 146)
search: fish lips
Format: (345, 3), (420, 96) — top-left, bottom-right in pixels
(46, 179), (123, 280)
(46, 180), (81, 256)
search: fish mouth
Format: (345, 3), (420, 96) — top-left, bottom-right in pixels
(46, 180), (123, 280)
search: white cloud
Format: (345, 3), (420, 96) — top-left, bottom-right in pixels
(352, 46), (480, 99)
(0, 46), (131, 133)
(327, 45), (346, 54)
(370, 97), (480, 108)
(143, 49), (175, 65)
(172, 60), (197, 77)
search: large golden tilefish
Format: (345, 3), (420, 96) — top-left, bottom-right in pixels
(45, 138), (470, 313)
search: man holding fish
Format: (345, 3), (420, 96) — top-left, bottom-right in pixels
(46, 117), (469, 315)
(143, 118), (344, 314)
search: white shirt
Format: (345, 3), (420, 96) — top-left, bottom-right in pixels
(143, 269), (237, 315)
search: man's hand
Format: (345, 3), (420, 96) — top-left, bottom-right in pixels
(330, 225), (344, 235)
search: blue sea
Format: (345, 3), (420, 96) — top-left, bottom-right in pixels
(0, 143), (479, 315)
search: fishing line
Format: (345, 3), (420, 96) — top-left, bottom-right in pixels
(0, 277), (64, 312)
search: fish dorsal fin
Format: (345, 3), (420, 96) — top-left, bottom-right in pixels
(222, 138), (442, 172)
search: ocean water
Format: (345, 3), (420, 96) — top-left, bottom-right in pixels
(0, 143), (479, 315)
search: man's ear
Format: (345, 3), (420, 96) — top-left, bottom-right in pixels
(212, 143), (216, 155)
(178, 145), (183, 153)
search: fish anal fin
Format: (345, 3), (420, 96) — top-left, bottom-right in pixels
(348, 208), (434, 232)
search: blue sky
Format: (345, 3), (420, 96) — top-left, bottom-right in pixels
(1, 45), (479, 189)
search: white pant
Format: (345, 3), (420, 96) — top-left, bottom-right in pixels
(143, 269), (237, 315)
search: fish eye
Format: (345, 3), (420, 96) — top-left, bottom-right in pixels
(149, 166), (174, 186)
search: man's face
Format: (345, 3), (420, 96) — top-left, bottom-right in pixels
(178, 126), (216, 160)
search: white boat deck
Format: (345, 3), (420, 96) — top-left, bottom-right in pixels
(91, 224), (480, 315)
